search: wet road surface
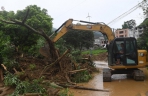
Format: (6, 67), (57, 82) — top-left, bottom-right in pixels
(70, 61), (148, 96)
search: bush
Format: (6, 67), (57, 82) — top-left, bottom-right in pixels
(71, 70), (92, 83)
(4, 72), (20, 86)
(4, 72), (47, 96)
(58, 88), (74, 96)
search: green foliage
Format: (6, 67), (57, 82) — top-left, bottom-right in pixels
(0, 31), (21, 71)
(63, 30), (94, 51)
(122, 23), (129, 29)
(3, 59), (19, 71)
(82, 48), (107, 55)
(4, 72), (47, 96)
(58, 88), (74, 96)
(29, 64), (36, 70)
(55, 38), (70, 53)
(68, 50), (82, 63)
(136, 1), (148, 51)
(4, 72), (20, 86)
(137, 18), (148, 51)
(15, 79), (46, 94)
(71, 70), (92, 83)
(0, 5), (53, 58)
(122, 19), (136, 29)
(140, 0), (148, 16)
(10, 80), (46, 96)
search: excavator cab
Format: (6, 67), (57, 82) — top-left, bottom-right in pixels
(103, 37), (146, 82)
(108, 37), (138, 66)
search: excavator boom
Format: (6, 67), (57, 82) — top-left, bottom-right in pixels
(53, 19), (115, 43)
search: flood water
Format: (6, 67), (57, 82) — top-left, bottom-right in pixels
(70, 61), (148, 96)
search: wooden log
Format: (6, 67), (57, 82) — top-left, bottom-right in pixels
(13, 68), (18, 73)
(39, 49), (70, 77)
(0, 87), (12, 96)
(65, 73), (76, 85)
(55, 49), (63, 71)
(24, 93), (41, 96)
(57, 84), (109, 92)
(81, 58), (90, 60)
(73, 86), (109, 92)
(69, 68), (87, 73)
(0, 69), (3, 81)
(0, 64), (7, 81)
(1, 64), (7, 71)
(71, 60), (78, 70)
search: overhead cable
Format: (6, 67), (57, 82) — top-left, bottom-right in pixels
(108, 1), (144, 25)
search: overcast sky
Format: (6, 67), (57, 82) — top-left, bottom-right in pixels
(0, 0), (144, 29)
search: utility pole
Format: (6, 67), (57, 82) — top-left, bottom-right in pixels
(86, 13), (91, 21)
(86, 13), (92, 56)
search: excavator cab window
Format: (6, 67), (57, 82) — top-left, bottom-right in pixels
(125, 40), (138, 65)
(108, 37), (138, 66)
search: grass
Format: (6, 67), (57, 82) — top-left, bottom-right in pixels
(82, 48), (107, 55)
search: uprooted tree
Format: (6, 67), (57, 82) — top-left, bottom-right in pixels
(0, 4), (95, 81)
(0, 5), (101, 96)
(0, 5), (73, 95)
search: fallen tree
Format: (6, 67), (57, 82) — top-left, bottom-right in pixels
(0, 7), (98, 96)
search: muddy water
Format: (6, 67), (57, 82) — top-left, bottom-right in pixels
(70, 61), (148, 96)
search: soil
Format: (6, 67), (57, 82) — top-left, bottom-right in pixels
(91, 52), (108, 61)
(0, 52), (107, 96)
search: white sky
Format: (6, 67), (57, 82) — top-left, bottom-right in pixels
(0, 0), (144, 29)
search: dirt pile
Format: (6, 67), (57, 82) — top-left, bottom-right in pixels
(0, 52), (108, 96)
(0, 54), (98, 96)
(18, 56), (97, 81)
(91, 52), (108, 61)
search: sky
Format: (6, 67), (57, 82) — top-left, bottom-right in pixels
(0, 0), (145, 29)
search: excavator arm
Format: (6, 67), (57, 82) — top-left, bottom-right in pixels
(53, 19), (115, 43)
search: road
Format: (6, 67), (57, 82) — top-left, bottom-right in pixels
(70, 61), (148, 96)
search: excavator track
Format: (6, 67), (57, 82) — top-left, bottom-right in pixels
(133, 70), (145, 81)
(103, 68), (111, 82)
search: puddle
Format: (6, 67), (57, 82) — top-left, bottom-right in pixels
(70, 61), (148, 96)
(94, 61), (108, 68)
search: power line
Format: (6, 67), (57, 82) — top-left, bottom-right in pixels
(108, 1), (144, 25)
(108, 2), (141, 25)
(108, 6), (138, 25)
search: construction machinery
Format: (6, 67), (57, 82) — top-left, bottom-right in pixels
(52, 19), (148, 82)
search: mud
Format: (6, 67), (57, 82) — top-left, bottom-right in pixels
(70, 61), (148, 96)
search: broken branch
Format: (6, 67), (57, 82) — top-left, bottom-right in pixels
(73, 86), (109, 92)
(39, 49), (70, 77)
(69, 68), (87, 74)
(1, 64), (7, 71)
(57, 84), (109, 92)
(22, 8), (29, 24)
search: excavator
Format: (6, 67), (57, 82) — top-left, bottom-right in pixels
(51, 19), (148, 82)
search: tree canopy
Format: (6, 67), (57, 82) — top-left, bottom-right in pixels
(63, 30), (94, 51)
(137, 18), (148, 51)
(0, 5), (53, 55)
(0, 5), (55, 68)
(122, 19), (136, 29)
(137, 0), (148, 51)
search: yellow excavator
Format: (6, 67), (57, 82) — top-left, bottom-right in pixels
(52, 19), (148, 82)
